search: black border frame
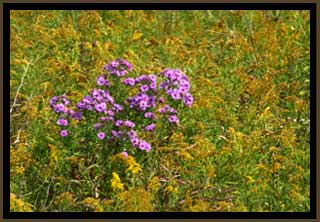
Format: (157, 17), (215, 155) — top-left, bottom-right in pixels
(4, 3), (317, 219)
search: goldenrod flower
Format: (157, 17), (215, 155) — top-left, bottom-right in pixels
(111, 172), (124, 191)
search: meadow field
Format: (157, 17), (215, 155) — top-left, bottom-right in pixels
(10, 10), (310, 212)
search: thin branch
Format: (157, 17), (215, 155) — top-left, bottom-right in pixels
(10, 60), (31, 113)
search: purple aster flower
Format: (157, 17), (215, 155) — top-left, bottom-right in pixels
(136, 75), (147, 83)
(104, 80), (110, 87)
(159, 80), (169, 90)
(165, 69), (176, 80)
(139, 100), (149, 111)
(119, 131), (124, 137)
(127, 93), (152, 111)
(86, 105), (94, 111)
(158, 97), (165, 103)
(95, 102), (107, 113)
(145, 145), (151, 152)
(62, 97), (70, 105)
(179, 79), (190, 87)
(61, 106), (68, 114)
(149, 82), (157, 91)
(158, 107), (167, 114)
(140, 84), (149, 92)
(145, 123), (156, 131)
(100, 116), (114, 122)
(97, 132), (106, 140)
(170, 89), (182, 100)
(101, 90), (109, 97)
(164, 105), (170, 111)
(172, 80), (180, 86)
(144, 112), (155, 119)
(107, 110), (115, 116)
(110, 61), (119, 68)
(95, 95), (104, 102)
(91, 89), (100, 98)
(49, 96), (59, 106)
(139, 140), (151, 152)
(54, 103), (66, 113)
(130, 137), (140, 147)
(97, 132), (105, 139)
(70, 111), (83, 120)
(118, 70), (127, 77)
(76, 101), (86, 110)
(183, 93), (194, 107)
(115, 120), (123, 127)
(122, 77), (135, 86)
(68, 109), (75, 115)
(180, 74), (189, 81)
(57, 118), (68, 126)
(121, 59), (133, 70)
(124, 120), (135, 128)
(141, 93), (149, 100)
(111, 130), (119, 138)
(159, 68), (193, 103)
(97, 75), (106, 86)
(60, 130), (68, 137)
(148, 74), (157, 82)
(113, 104), (123, 112)
(104, 94), (114, 104)
(82, 95), (93, 105)
(127, 130), (137, 138)
(151, 96), (157, 108)
(169, 108), (177, 114)
(104, 59), (133, 77)
(168, 115), (179, 123)
(94, 123), (103, 129)
(179, 86), (190, 94)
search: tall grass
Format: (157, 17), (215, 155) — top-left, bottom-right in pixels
(10, 10), (310, 212)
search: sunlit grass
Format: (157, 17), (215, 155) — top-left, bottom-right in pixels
(10, 10), (310, 212)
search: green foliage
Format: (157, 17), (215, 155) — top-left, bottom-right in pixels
(10, 10), (310, 212)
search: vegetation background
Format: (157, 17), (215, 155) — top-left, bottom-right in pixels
(10, 10), (310, 212)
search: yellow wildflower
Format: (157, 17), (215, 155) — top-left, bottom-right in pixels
(269, 146), (278, 152)
(10, 193), (33, 212)
(111, 172), (124, 191)
(148, 176), (160, 193)
(82, 197), (103, 212)
(165, 185), (178, 194)
(246, 176), (256, 184)
(125, 156), (142, 175)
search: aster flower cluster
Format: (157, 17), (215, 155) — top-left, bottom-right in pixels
(50, 95), (75, 137)
(159, 68), (193, 107)
(158, 104), (179, 124)
(103, 58), (133, 77)
(127, 93), (157, 111)
(50, 59), (193, 154)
